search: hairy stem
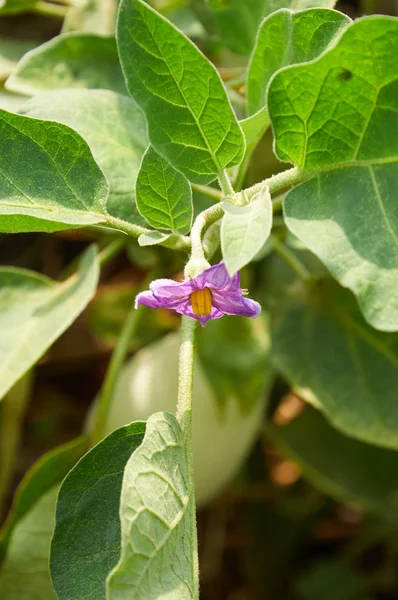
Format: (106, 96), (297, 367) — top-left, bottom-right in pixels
(176, 316), (199, 598)
(217, 169), (235, 196)
(247, 166), (309, 199)
(186, 203), (224, 276)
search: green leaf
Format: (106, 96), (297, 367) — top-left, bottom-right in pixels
(269, 16), (398, 330)
(138, 230), (173, 246)
(6, 33), (126, 96)
(269, 407), (398, 520)
(271, 277), (398, 449)
(197, 315), (271, 414)
(268, 16), (398, 168)
(0, 245), (99, 400)
(0, 436), (87, 563)
(0, 486), (59, 599)
(117, 0), (245, 184)
(221, 186), (272, 275)
(263, 0), (338, 18)
(21, 88), (148, 227)
(206, 0), (268, 56)
(0, 109), (109, 232)
(247, 8), (350, 115)
(284, 165), (398, 331)
(0, 0), (37, 14)
(136, 146), (193, 233)
(0, 37), (36, 81)
(50, 422), (145, 600)
(107, 412), (198, 600)
(239, 108), (270, 160)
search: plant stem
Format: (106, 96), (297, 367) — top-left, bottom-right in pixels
(33, 0), (68, 18)
(176, 316), (199, 599)
(246, 166), (309, 199)
(104, 216), (190, 250)
(186, 203), (224, 275)
(217, 170), (235, 196)
(176, 316), (197, 428)
(90, 277), (149, 446)
(273, 237), (311, 282)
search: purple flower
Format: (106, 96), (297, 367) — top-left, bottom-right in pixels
(135, 262), (261, 326)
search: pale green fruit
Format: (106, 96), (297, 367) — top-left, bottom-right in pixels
(94, 333), (267, 506)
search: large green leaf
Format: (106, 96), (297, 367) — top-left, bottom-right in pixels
(271, 277), (398, 449)
(117, 0), (244, 184)
(268, 16), (398, 168)
(0, 487), (59, 599)
(0, 109), (109, 232)
(136, 146), (193, 233)
(221, 186), (272, 275)
(269, 16), (398, 330)
(50, 423), (145, 600)
(6, 33), (126, 96)
(0, 245), (99, 400)
(247, 8), (350, 115)
(21, 89), (148, 226)
(107, 412), (198, 600)
(284, 166), (398, 331)
(269, 407), (398, 519)
(0, 436), (87, 563)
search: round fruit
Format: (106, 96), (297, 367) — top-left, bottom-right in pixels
(92, 333), (267, 506)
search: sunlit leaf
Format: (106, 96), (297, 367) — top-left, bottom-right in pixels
(269, 17), (398, 330)
(0, 245), (99, 400)
(117, 0), (245, 183)
(6, 33), (126, 96)
(247, 8), (349, 115)
(107, 412), (198, 600)
(136, 146), (193, 233)
(0, 110), (109, 232)
(221, 186), (272, 275)
(21, 89), (148, 226)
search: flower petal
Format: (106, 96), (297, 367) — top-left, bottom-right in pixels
(150, 278), (194, 299)
(195, 262), (240, 292)
(212, 290), (261, 318)
(135, 289), (188, 312)
(135, 290), (161, 309)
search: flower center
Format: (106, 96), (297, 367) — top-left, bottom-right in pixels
(190, 287), (212, 316)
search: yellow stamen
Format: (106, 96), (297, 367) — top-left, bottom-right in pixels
(190, 287), (212, 316)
